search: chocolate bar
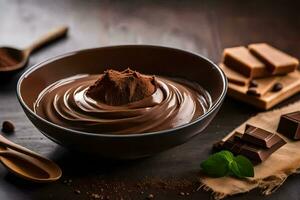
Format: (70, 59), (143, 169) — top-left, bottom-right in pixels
(221, 132), (286, 163)
(243, 124), (285, 148)
(249, 43), (299, 75)
(223, 46), (269, 78)
(219, 63), (250, 86)
(277, 111), (300, 140)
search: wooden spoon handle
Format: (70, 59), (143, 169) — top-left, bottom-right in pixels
(25, 26), (68, 54)
(0, 135), (45, 160)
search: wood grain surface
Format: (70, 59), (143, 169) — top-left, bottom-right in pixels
(0, 0), (300, 199)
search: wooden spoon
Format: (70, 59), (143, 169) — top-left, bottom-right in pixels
(0, 135), (62, 182)
(0, 26), (68, 73)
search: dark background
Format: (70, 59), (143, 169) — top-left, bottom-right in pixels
(1, 0), (300, 199)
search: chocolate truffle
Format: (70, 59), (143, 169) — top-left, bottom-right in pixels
(86, 68), (157, 106)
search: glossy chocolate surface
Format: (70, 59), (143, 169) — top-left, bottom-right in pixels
(34, 74), (211, 134)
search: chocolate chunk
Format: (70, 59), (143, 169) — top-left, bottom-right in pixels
(2, 121), (15, 133)
(249, 80), (258, 88)
(220, 132), (286, 163)
(277, 111), (300, 140)
(272, 82), (283, 92)
(248, 43), (299, 75)
(243, 124), (285, 148)
(223, 46), (269, 78)
(246, 88), (260, 96)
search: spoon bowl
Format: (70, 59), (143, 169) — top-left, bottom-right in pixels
(0, 26), (68, 74)
(0, 135), (62, 182)
(0, 47), (28, 72)
(0, 146), (50, 181)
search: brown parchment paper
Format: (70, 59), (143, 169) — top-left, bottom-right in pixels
(199, 101), (300, 199)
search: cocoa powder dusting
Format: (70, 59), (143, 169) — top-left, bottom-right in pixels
(0, 49), (19, 68)
(87, 68), (157, 106)
(66, 177), (199, 199)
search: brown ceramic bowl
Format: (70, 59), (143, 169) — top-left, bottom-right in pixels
(17, 45), (227, 159)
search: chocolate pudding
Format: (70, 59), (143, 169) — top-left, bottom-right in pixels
(34, 69), (212, 134)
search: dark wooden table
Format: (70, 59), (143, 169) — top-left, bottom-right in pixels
(1, 0), (300, 199)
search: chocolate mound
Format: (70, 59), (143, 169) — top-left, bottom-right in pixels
(86, 68), (157, 106)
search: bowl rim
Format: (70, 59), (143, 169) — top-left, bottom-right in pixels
(17, 44), (228, 138)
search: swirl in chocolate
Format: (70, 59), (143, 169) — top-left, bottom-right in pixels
(34, 72), (212, 134)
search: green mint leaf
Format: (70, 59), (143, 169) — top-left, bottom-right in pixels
(229, 155), (254, 178)
(200, 151), (230, 177)
(201, 151), (255, 179)
(217, 150), (234, 162)
(228, 160), (241, 177)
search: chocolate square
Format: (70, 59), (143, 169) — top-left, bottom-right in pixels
(243, 124), (284, 148)
(277, 111), (300, 140)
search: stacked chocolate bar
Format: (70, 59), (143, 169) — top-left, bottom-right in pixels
(220, 43), (300, 110)
(214, 125), (286, 164)
(214, 111), (300, 163)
